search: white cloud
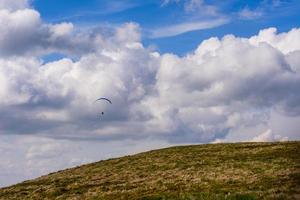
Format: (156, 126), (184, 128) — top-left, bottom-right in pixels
(0, 9), (41, 56)
(0, 0), (28, 11)
(146, 28), (300, 142)
(0, 6), (102, 57)
(0, 22), (160, 139)
(0, 134), (172, 187)
(238, 7), (263, 20)
(249, 27), (300, 54)
(162, 0), (217, 15)
(184, 0), (204, 11)
(156, 0), (223, 38)
(212, 129), (289, 143)
(161, 0), (181, 6)
(250, 129), (288, 142)
(184, 0), (217, 15)
(150, 18), (229, 38)
(1, 25), (300, 142)
(49, 22), (74, 38)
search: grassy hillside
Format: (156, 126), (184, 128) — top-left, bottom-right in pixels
(0, 142), (299, 200)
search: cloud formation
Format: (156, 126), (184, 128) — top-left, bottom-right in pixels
(0, 0), (28, 10)
(250, 129), (288, 142)
(150, 18), (229, 38)
(155, 0), (226, 38)
(149, 28), (300, 142)
(162, 0), (218, 15)
(0, 6), (102, 57)
(1, 11), (300, 143)
(0, 0), (299, 143)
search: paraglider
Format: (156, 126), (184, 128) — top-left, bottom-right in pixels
(95, 97), (112, 116)
(95, 97), (112, 104)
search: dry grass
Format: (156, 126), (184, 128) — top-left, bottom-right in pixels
(0, 141), (299, 200)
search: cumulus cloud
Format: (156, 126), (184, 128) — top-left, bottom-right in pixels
(212, 129), (288, 143)
(0, 0), (28, 11)
(1, 17), (299, 146)
(0, 22), (160, 140)
(250, 129), (288, 142)
(146, 28), (300, 142)
(0, 4), (102, 57)
(0, 0), (299, 146)
(249, 27), (300, 54)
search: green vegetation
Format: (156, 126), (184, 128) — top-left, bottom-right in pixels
(0, 141), (299, 200)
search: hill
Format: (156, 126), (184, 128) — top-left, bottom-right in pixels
(0, 141), (299, 200)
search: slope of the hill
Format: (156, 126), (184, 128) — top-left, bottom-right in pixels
(0, 142), (299, 200)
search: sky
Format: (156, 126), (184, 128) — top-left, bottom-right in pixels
(0, 0), (300, 187)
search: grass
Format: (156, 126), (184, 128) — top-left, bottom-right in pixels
(0, 141), (299, 200)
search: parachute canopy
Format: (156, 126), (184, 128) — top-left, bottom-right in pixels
(95, 97), (112, 104)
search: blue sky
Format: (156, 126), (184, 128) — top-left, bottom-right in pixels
(33, 0), (300, 55)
